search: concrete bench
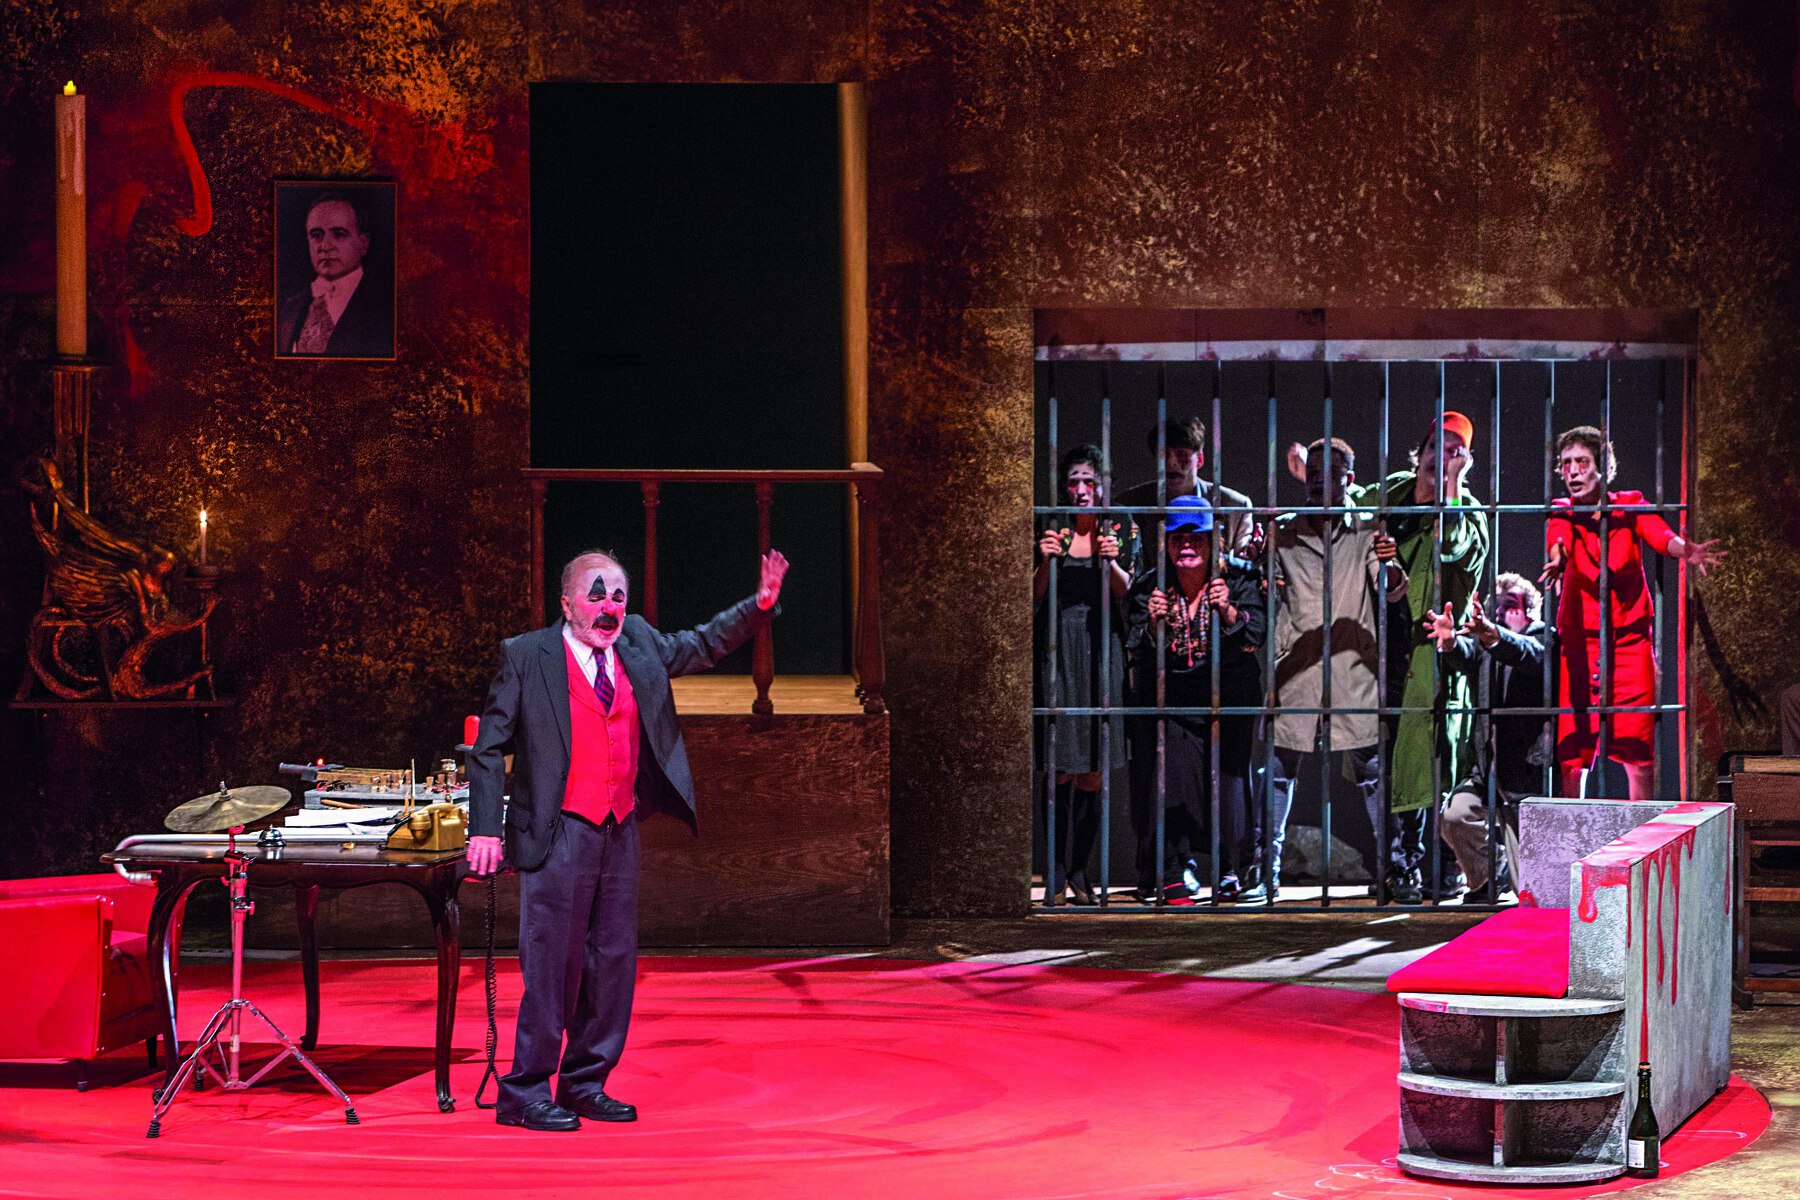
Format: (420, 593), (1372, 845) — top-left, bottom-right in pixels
(1387, 799), (1732, 1184)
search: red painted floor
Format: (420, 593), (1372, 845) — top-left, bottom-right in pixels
(0, 957), (1769, 1199)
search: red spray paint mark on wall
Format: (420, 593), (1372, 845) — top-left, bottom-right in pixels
(166, 72), (374, 238)
(1575, 816), (1706, 1062)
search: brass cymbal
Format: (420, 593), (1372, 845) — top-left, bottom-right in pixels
(166, 785), (293, 833)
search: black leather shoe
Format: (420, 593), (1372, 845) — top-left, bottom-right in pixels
(1385, 871), (1425, 906)
(496, 1100), (581, 1131)
(558, 1090), (637, 1123)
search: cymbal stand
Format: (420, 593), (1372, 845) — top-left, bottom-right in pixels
(147, 825), (358, 1137)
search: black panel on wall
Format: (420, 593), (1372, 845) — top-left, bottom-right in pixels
(530, 83), (847, 672)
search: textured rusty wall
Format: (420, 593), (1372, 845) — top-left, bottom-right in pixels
(2, 2), (1797, 917)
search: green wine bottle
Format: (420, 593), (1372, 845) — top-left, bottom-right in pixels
(1625, 1061), (1660, 1178)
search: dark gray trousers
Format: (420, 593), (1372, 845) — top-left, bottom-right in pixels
(499, 810), (640, 1113)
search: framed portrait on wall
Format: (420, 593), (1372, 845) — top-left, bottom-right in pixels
(273, 180), (396, 360)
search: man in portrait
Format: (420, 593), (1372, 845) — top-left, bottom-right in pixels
(276, 188), (394, 358)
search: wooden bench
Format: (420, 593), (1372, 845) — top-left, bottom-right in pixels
(1387, 799), (1732, 1183)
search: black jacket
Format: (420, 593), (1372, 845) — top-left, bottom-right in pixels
(276, 271), (394, 358)
(1124, 566), (1266, 709)
(1440, 620), (1551, 794)
(467, 597), (773, 870)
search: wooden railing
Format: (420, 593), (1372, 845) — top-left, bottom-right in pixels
(523, 463), (885, 716)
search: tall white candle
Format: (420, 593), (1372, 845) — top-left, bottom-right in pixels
(54, 81), (86, 358)
(198, 509), (209, 566)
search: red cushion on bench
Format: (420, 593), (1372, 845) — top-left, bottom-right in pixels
(1386, 906), (1570, 998)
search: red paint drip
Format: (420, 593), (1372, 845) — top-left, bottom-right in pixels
(1664, 803), (1733, 914)
(1575, 818), (1699, 1061)
(1517, 887), (1538, 909)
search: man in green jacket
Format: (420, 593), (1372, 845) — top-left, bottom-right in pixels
(1358, 411), (1488, 904)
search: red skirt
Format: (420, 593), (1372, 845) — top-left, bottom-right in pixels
(1556, 631), (1659, 769)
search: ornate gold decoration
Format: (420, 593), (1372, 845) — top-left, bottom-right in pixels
(18, 457), (217, 700)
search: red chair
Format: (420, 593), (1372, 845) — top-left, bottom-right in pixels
(0, 873), (161, 1089)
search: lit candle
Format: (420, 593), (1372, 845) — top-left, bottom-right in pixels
(198, 509), (209, 566)
(54, 81), (86, 358)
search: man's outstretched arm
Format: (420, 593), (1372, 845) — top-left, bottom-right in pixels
(649, 550), (790, 679)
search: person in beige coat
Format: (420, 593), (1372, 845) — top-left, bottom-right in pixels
(1256, 438), (1406, 902)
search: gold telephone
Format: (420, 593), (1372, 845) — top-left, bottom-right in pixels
(386, 802), (468, 852)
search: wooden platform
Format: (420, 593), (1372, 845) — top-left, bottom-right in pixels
(669, 674), (866, 715)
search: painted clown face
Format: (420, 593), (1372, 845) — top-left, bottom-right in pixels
(562, 560), (629, 651)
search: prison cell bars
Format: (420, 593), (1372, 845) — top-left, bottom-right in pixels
(1033, 358), (1687, 911)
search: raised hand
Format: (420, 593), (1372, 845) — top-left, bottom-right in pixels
(1038, 528), (1066, 561)
(1285, 441), (1309, 483)
(1461, 593), (1499, 647)
(1683, 537), (1725, 576)
(1096, 532), (1121, 560)
(1147, 588), (1169, 622)
(1203, 577), (1234, 614)
(1540, 543), (1567, 587)
(1420, 602), (1458, 650)
(757, 549), (790, 610)
(1372, 532), (1398, 563)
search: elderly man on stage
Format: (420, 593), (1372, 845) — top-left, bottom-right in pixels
(467, 547), (789, 1131)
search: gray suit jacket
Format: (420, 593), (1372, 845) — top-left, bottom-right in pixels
(467, 596), (772, 871)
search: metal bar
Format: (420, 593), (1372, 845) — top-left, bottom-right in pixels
(1098, 374), (1114, 907)
(1375, 361), (1391, 907)
(1209, 361), (1224, 901)
(1038, 499), (1686, 517)
(1321, 362), (1336, 908)
(1154, 375), (1169, 905)
(1679, 356), (1695, 797)
(1429, 362), (1446, 905)
(1044, 378), (1061, 906)
(1596, 363), (1613, 787)
(1653, 359), (1667, 799)
(1485, 363), (1501, 899)
(1035, 703), (1679, 718)
(1262, 370), (1279, 906)
(1030, 902), (1512, 917)
(1544, 363), (1558, 797)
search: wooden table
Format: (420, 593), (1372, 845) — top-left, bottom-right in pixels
(103, 838), (466, 1112)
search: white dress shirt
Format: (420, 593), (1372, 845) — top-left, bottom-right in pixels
(561, 625), (616, 688)
(311, 265), (364, 326)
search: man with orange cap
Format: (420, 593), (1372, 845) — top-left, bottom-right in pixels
(1356, 410), (1489, 904)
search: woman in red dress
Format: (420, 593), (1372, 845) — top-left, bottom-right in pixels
(1541, 426), (1723, 800)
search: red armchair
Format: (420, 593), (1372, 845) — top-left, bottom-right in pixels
(0, 873), (161, 1088)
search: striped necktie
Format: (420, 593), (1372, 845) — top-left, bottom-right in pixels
(593, 649), (614, 712)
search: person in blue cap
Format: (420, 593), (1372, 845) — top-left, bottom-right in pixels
(1125, 494), (1266, 902)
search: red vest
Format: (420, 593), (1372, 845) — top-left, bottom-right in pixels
(563, 642), (639, 826)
